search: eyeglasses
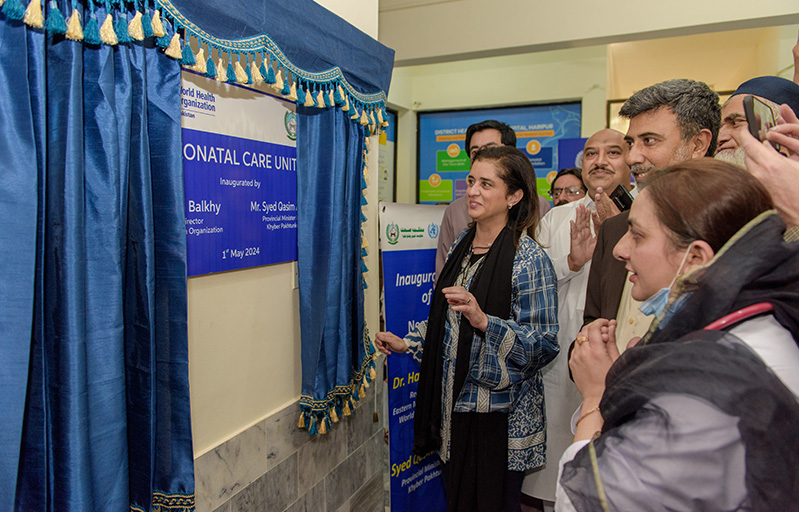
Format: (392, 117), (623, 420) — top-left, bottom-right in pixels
(549, 186), (585, 199)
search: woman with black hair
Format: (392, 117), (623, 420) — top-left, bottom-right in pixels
(377, 146), (559, 512)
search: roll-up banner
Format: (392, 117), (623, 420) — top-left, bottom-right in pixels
(181, 70), (298, 277)
(380, 201), (448, 512)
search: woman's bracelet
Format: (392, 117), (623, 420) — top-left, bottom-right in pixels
(576, 405), (601, 428)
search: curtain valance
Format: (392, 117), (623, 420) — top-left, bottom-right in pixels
(2, 0), (395, 130)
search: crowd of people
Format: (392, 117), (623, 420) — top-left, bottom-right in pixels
(375, 66), (799, 511)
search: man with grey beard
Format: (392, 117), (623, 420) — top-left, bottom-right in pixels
(715, 76), (799, 168)
(581, 79), (720, 352)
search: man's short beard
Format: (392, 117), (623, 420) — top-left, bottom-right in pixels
(714, 147), (747, 169)
(631, 164), (654, 189)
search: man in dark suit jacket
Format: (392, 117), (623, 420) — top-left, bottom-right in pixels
(582, 210), (629, 326)
(579, 79), (721, 346)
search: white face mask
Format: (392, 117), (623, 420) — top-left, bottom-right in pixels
(638, 244), (693, 318)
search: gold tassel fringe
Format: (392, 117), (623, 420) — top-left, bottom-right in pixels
(360, 110), (369, 126)
(250, 61), (263, 83)
(343, 399), (352, 416)
(100, 14), (118, 45)
(151, 10), (165, 37)
(297, 413), (305, 429)
(23, 0), (43, 28)
(288, 82), (298, 101)
(215, 58), (226, 82)
(272, 69), (284, 91)
(303, 88), (314, 107)
(319, 417), (328, 434)
(233, 59), (248, 83)
(342, 96), (350, 112)
(128, 11), (144, 41)
(330, 405), (339, 423)
(191, 47), (207, 74)
(316, 90), (325, 108)
(165, 33), (183, 59)
(65, 9), (83, 40)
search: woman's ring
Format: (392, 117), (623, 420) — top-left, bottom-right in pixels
(466, 297), (471, 304)
(576, 335), (588, 345)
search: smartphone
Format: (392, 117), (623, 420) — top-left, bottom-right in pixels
(609, 184), (633, 212)
(743, 95), (780, 151)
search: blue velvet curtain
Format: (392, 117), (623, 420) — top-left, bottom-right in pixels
(296, 106), (374, 433)
(0, 14), (194, 512)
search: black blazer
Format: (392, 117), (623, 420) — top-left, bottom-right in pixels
(582, 210), (630, 329)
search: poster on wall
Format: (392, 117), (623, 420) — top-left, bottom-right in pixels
(378, 110), (398, 203)
(380, 202), (448, 512)
(557, 137), (588, 172)
(181, 70), (298, 277)
(417, 104), (581, 204)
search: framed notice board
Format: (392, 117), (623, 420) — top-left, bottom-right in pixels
(417, 103), (581, 204)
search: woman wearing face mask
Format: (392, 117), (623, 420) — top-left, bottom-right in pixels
(376, 146), (558, 512)
(555, 158), (799, 511)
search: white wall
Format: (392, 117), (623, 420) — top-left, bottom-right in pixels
(380, 0), (799, 65)
(315, 0), (379, 39)
(190, 0), (381, 456)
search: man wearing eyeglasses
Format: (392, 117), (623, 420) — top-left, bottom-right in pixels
(549, 168), (586, 207)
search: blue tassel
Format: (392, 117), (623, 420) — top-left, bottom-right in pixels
(156, 18), (171, 48)
(296, 85), (306, 105)
(115, 13), (132, 43)
(361, 194), (367, 206)
(333, 86), (345, 106)
(265, 63), (276, 84)
(361, 212), (366, 224)
(361, 175), (366, 189)
(260, 60), (272, 84)
(363, 277), (368, 290)
(181, 39), (196, 66)
(141, 10), (153, 38)
(2, 0), (26, 21)
(204, 55), (216, 78)
(324, 89), (333, 107)
(245, 64), (253, 84)
(225, 61), (236, 83)
(44, 0), (67, 34)
(361, 261), (368, 274)
(84, 13), (101, 44)
(280, 73), (291, 96)
(361, 248), (367, 259)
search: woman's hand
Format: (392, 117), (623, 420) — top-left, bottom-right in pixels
(375, 331), (408, 355)
(442, 286), (488, 332)
(569, 319), (620, 405)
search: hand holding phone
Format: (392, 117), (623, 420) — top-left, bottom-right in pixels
(743, 95), (781, 151)
(609, 184), (633, 212)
